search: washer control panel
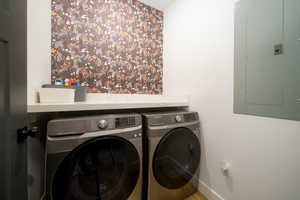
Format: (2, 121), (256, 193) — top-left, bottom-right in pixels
(47, 114), (142, 137)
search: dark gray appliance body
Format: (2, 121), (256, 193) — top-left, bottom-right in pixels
(143, 112), (201, 200)
(45, 114), (143, 200)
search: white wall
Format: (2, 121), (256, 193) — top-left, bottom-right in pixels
(164, 0), (300, 200)
(27, 0), (51, 104)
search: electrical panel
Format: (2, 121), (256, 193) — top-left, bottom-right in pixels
(234, 0), (300, 120)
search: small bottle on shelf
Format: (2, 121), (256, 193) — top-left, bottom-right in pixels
(55, 79), (63, 85)
(64, 78), (70, 86)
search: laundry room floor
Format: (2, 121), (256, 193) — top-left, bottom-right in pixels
(184, 192), (208, 200)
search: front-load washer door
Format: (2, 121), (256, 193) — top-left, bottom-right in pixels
(51, 136), (140, 200)
(153, 127), (201, 189)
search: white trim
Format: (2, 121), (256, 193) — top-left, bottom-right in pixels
(198, 180), (225, 200)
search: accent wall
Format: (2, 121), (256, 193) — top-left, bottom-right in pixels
(51, 0), (163, 94)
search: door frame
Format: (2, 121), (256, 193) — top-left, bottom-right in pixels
(0, 0), (28, 199)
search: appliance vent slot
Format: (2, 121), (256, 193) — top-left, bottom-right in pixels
(115, 117), (136, 128)
(184, 113), (196, 122)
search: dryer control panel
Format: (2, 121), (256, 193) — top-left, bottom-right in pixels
(145, 112), (199, 127)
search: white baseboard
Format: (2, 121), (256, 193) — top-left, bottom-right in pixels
(198, 180), (225, 200)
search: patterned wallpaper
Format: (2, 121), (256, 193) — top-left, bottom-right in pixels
(51, 0), (163, 94)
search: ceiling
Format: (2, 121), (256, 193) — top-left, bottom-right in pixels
(138, 0), (175, 11)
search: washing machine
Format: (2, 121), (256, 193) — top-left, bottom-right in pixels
(143, 111), (201, 200)
(45, 114), (143, 200)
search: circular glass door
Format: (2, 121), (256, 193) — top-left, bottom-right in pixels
(153, 128), (201, 189)
(52, 136), (140, 200)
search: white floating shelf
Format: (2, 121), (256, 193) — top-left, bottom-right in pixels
(27, 94), (189, 113)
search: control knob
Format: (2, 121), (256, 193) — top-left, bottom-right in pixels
(98, 120), (108, 129)
(175, 115), (182, 123)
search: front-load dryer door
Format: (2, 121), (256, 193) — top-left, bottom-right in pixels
(51, 136), (140, 200)
(153, 128), (201, 189)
